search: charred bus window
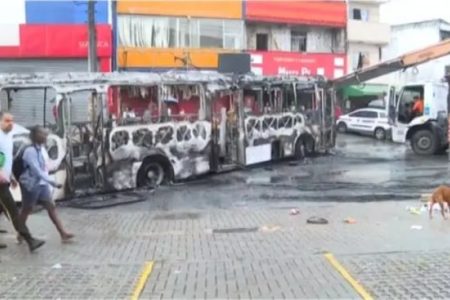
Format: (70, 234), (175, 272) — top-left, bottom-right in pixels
(110, 86), (159, 125)
(243, 89), (261, 116)
(160, 85), (203, 123)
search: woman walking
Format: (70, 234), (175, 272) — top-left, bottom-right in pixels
(18, 125), (74, 242)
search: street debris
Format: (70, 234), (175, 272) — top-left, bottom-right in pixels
(307, 217), (328, 224)
(290, 208), (300, 215)
(259, 225), (281, 233)
(406, 206), (422, 215)
(52, 263), (62, 269)
(344, 217), (356, 224)
(410, 225), (423, 230)
(246, 176), (271, 185)
(0, 229), (7, 234)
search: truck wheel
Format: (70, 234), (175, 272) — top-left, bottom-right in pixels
(411, 129), (438, 155)
(374, 127), (386, 140)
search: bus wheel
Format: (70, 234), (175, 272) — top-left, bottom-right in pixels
(303, 135), (315, 157)
(137, 161), (166, 188)
(411, 129), (438, 155)
(295, 135), (315, 159)
(294, 139), (305, 160)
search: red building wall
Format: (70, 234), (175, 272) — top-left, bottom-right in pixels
(245, 0), (347, 27)
(0, 24), (112, 72)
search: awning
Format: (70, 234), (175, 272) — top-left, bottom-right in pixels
(342, 84), (388, 98)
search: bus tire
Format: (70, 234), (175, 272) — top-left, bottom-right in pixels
(411, 129), (438, 156)
(137, 156), (172, 188)
(295, 134), (315, 159)
(294, 138), (305, 160)
(303, 135), (315, 157)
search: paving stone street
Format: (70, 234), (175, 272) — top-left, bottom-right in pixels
(1, 135), (450, 299)
(1, 198), (450, 299)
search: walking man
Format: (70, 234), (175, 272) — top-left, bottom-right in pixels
(18, 125), (74, 242)
(0, 112), (45, 251)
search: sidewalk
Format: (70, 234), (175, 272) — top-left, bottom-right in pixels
(0, 199), (448, 299)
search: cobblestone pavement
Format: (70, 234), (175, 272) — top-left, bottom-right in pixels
(2, 134), (450, 299)
(1, 198), (450, 299)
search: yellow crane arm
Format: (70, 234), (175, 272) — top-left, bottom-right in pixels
(331, 39), (450, 88)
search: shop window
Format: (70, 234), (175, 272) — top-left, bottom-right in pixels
(199, 19), (222, 48)
(291, 31), (307, 52)
(118, 15), (244, 50)
(256, 33), (269, 51)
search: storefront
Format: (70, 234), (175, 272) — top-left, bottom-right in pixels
(0, 24), (112, 126)
(340, 84), (389, 113)
(249, 51), (347, 79)
(116, 0), (243, 70)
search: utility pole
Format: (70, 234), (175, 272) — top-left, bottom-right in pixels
(88, 0), (98, 72)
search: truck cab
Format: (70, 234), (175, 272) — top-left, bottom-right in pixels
(391, 82), (448, 155)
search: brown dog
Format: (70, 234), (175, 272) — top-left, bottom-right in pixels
(429, 185), (450, 219)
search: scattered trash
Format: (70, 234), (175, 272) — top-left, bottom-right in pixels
(307, 217), (328, 225)
(411, 225), (423, 230)
(245, 176), (271, 185)
(0, 229), (7, 234)
(406, 207), (421, 215)
(289, 208), (300, 215)
(52, 263), (62, 269)
(259, 225), (281, 233)
(344, 218), (356, 224)
(173, 269), (182, 275)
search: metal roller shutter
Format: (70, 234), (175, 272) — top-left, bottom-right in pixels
(0, 59), (96, 127)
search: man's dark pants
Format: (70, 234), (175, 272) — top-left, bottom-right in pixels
(0, 183), (32, 240)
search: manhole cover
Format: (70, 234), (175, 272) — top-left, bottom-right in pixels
(212, 227), (259, 234)
(153, 212), (201, 220)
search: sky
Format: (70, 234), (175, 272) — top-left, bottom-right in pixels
(380, 0), (450, 25)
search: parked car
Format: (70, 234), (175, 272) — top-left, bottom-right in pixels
(336, 108), (391, 140)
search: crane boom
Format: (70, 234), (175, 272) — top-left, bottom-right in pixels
(331, 39), (450, 88)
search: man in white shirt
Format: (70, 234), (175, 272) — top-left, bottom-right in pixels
(0, 112), (45, 252)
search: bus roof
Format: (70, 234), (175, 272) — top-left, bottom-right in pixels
(0, 71), (326, 93)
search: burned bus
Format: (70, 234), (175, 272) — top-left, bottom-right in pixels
(0, 71), (335, 200)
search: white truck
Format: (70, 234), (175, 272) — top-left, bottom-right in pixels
(390, 82), (448, 155)
(332, 39), (450, 156)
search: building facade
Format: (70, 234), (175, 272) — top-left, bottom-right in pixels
(347, 0), (390, 72)
(0, 0), (112, 73)
(0, 0), (113, 126)
(115, 0), (244, 70)
(246, 0), (347, 78)
(115, 0), (348, 79)
(377, 19), (450, 85)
